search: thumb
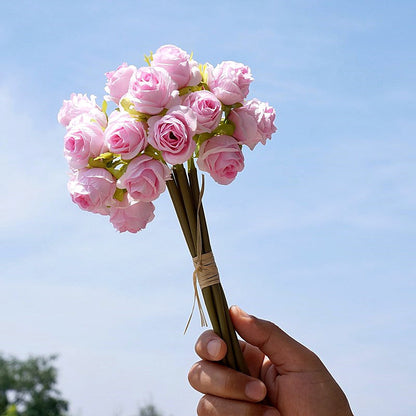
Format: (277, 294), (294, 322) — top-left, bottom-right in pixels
(230, 305), (319, 373)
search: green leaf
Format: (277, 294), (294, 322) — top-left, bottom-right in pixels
(144, 51), (154, 66)
(178, 86), (194, 96)
(88, 152), (115, 168)
(144, 145), (164, 162)
(106, 156), (129, 179)
(212, 120), (235, 136)
(199, 63), (208, 84)
(178, 84), (208, 97)
(120, 98), (150, 121)
(195, 132), (214, 145)
(97, 152), (114, 162)
(0, 354), (69, 416)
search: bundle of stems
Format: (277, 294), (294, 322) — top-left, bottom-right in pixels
(166, 159), (249, 374)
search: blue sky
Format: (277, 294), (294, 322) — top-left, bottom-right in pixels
(1, 1), (415, 415)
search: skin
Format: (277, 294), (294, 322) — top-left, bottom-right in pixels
(188, 306), (354, 416)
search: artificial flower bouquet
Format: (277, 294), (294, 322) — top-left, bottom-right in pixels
(58, 44), (277, 373)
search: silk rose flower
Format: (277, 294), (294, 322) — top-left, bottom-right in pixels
(68, 168), (116, 215)
(148, 105), (197, 165)
(126, 66), (178, 115)
(58, 93), (107, 129)
(104, 110), (148, 160)
(105, 63), (137, 105)
(109, 195), (155, 233)
(207, 61), (253, 105)
(117, 155), (171, 202)
(197, 135), (245, 185)
(151, 44), (201, 89)
(229, 99), (277, 150)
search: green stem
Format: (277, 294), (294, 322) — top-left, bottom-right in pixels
(202, 287), (227, 366)
(219, 284), (249, 375)
(167, 160), (248, 374)
(201, 287), (221, 334)
(166, 179), (195, 257)
(212, 284), (236, 369)
(188, 160), (212, 253)
(173, 165), (198, 251)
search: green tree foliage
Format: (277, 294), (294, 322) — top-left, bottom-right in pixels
(2, 405), (18, 416)
(0, 354), (68, 416)
(138, 404), (163, 416)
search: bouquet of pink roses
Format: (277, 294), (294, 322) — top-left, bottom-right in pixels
(58, 44), (276, 373)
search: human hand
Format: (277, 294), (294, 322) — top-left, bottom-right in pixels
(188, 306), (353, 416)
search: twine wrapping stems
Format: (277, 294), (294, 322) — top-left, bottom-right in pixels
(184, 251), (220, 331)
(193, 251), (220, 289)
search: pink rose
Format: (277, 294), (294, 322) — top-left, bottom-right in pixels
(182, 90), (222, 134)
(58, 93), (106, 128)
(196, 135), (244, 185)
(229, 99), (276, 150)
(109, 195), (155, 233)
(151, 44), (192, 89)
(67, 110), (107, 131)
(127, 66), (178, 115)
(148, 105), (197, 164)
(105, 63), (137, 104)
(189, 59), (203, 86)
(207, 61), (253, 105)
(117, 155), (171, 202)
(64, 118), (106, 169)
(245, 98), (277, 143)
(68, 168), (116, 215)
(228, 105), (258, 149)
(104, 111), (147, 160)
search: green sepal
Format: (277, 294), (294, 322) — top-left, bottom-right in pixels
(222, 104), (232, 118)
(194, 143), (200, 158)
(113, 187), (126, 202)
(200, 82), (210, 91)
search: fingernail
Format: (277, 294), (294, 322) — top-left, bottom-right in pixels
(245, 380), (266, 401)
(207, 339), (221, 358)
(264, 409), (277, 416)
(232, 305), (249, 318)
